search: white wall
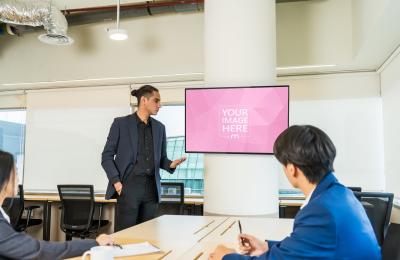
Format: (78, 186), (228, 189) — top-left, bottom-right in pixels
(283, 98), (384, 190)
(277, 72), (384, 190)
(0, 91), (25, 108)
(381, 51), (400, 197)
(351, 0), (389, 54)
(276, 0), (353, 66)
(381, 48), (400, 233)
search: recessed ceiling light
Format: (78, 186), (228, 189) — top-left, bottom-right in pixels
(108, 28), (128, 41)
(108, 0), (128, 41)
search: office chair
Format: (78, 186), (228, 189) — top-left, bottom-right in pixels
(57, 185), (109, 240)
(381, 223), (400, 260)
(157, 182), (185, 216)
(2, 185), (42, 232)
(354, 191), (394, 246)
(347, 186), (362, 192)
(348, 186), (362, 202)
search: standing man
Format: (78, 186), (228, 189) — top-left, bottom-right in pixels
(102, 85), (186, 231)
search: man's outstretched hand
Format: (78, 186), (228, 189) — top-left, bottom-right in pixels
(170, 156), (187, 169)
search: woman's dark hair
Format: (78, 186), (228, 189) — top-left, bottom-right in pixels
(273, 125), (336, 184)
(0, 150), (15, 191)
(131, 85), (159, 105)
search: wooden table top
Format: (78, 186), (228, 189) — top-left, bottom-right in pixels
(24, 194), (204, 205)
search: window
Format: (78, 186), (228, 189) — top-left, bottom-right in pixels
(0, 109), (26, 184)
(154, 105), (204, 196)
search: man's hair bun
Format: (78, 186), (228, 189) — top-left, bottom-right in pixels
(131, 85), (159, 105)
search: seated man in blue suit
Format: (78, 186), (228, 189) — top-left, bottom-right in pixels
(210, 125), (380, 260)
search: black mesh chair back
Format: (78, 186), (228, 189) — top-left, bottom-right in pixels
(157, 182), (184, 216)
(382, 223), (400, 260)
(2, 185), (24, 229)
(348, 187), (362, 203)
(2, 185), (42, 232)
(354, 191), (394, 246)
(57, 185), (95, 233)
(348, 186), (362, 192)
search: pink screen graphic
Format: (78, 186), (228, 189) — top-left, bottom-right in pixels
(185, 86), (289, 154)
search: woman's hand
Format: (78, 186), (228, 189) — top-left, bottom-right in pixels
(96, 234), (114, 246)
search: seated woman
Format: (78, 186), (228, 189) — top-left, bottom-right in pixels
(210, 125), (380, 260)
(0, 150), (113, 260)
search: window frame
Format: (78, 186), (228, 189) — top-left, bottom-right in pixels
(0, 108), (27, 185)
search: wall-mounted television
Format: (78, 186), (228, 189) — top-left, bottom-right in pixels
(185, 86), (289, 154)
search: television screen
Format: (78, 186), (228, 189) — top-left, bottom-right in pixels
(185, 86), (289, 154)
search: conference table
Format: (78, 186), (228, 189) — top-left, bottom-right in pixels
(69, 215), (294, 260)
(23, 194), (210, 241)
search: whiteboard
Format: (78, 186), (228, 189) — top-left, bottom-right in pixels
(279, 97), (384, 191)
(24, 86), (131, 192)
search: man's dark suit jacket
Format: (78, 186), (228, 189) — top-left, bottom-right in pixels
(0, 211), (96, 260)
(101, 114), (174, 201)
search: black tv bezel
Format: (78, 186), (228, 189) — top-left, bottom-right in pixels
(184, 85), (290, 155)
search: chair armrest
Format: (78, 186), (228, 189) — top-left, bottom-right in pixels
(23, 205), (41, 231)
(96, 203), (104, 233)
(25, 205), (40, 211)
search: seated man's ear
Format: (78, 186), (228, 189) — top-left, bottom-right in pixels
(286, 163), (296, 177)
(292, 164), (300, 178)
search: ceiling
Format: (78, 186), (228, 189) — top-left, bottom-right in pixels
(53, 0), (400, 75)
(0, 0), (399, 89)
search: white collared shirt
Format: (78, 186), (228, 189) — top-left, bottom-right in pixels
(301, 188), (316, 209)
(0, 206), (11, 224)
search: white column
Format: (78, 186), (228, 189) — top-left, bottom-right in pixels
(204, 0), (279, 216)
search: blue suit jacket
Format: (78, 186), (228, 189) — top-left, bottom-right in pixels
(101, 114), (173, 201)
(224, 173), (381, 260)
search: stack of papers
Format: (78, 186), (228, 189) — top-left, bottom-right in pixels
(112, 242), (160, 257)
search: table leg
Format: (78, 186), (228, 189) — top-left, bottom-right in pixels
(42, 201), (52, 241)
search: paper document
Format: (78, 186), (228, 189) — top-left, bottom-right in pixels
(113, 242), (160, 257)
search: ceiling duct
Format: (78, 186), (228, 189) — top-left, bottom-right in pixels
(0, 0), (73, 45)
(64, 1), (204, 27)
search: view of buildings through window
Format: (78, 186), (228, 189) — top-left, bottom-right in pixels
(154, 105), (204, 196)
(160, 136), (204, 195)
(0, 110), (26, 184)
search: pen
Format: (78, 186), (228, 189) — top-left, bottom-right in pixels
(238, 220), (245, 246)
(193, 251), (203, 260)
(114, 243), (123, 249)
